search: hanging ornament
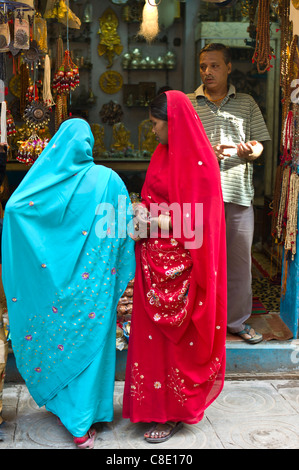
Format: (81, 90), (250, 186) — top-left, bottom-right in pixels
(138, 0), (159, 43)
(17, 132), (49, 165)
(22, 39), (43, 66)
(252, 0), (275, 73)
(99, 70), (123, 94)
(54, 93), (67, 131)
(43, 54), (55, 107)
(100, 100), (123, 126)
(19, 62), (30, 115)
(33, 14), (48, 53)
(23, 100), (51, 130)
(44, 0), (81, 29)
(0, 22), (10, 52)
(6, 109), (16, 137)
(52, 50), (79, 95)
(1, 100), (6, 143)
(13, 14), (30, 50)
(97, 8), (123, 68)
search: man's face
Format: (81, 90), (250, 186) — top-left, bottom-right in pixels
(199, 50), (231, 92)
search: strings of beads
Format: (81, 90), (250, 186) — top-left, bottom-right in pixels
(252, 0), (274, 73)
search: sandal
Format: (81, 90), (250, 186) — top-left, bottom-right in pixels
(235, 324), (263, 344)
(144, 421), (183, 444)
(73, 428), (97, 449)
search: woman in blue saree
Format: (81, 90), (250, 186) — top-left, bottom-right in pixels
(1, 118), (135, 448)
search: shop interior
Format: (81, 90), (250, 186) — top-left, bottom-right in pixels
(1, 0), (298, 353)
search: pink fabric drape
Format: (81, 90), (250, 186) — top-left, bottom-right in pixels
(123, 90), (227, 424)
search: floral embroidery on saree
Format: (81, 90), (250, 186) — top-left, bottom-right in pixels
(141, 238), (192, 328)
(130, 362), (145, 403)
(167, 367), (187, 406)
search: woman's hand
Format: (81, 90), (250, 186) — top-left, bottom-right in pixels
(130, 203), (150, 241)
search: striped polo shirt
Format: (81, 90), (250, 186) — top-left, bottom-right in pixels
(187, 84), (271, 207)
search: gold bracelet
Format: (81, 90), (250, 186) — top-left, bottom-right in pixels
(158, 214), (170, 231)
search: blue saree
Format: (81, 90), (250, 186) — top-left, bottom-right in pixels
(2, 118), (135, 436)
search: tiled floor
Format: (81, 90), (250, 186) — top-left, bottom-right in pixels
(2, 379), (299, 449)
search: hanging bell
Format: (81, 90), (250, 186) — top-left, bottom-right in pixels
(83, 1), (93, 23)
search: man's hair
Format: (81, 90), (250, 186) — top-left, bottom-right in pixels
(199, 43), (232, 65)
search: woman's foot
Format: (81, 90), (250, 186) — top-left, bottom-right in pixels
(73, 428), (97, 449)
(144, 421), (183, 443)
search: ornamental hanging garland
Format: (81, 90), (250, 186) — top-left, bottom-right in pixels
(17, 133), (49, 165)
(53, 48), (80, 131)
(52, 50), (79, 95)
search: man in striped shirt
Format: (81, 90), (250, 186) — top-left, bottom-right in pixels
(187, 43), (270, 344)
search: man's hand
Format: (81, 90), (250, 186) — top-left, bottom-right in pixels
(213, 144), (237, 161)
(237, 140), (263, 161)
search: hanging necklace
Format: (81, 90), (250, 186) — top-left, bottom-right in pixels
(205, 94), (226, 103)
(210, 95), (226, 102)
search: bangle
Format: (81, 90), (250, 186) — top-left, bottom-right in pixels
(158, 214), (170, 231)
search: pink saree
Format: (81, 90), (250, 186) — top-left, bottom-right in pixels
(123, 91), (227, 424)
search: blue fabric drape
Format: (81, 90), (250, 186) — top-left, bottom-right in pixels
(2, 119), (135, 420)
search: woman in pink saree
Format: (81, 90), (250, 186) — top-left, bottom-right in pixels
(123, 90), (227, 443)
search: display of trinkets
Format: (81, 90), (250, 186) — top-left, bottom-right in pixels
(44, 0), (81, 29)
(91, 123), (106, 157)
(52, 51), (80, 95)
(100, 100), (123, 126)
(23, 100), (51, 130)
(111, 122), (134, 151)
(121, 48), (176, 70)
(6, 109), (16, 137)
(99, 70), (123, 94)
(53, 46), (80, 130)
(22, 39), (43, 68)
(17, 132), (49, 165)
(123, 82), (156, 107)
(97, 8), (123, 68)
(116, 279), (134, 349)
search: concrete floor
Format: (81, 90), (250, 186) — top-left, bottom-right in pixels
(2, 378), (299, 450)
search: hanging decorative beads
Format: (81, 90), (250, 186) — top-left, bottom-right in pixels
(252, 0), (275, 73)
(285, 171), (299, 259)
(52, 61), (79, 95)
(17, 133), (49, 165)
(6, 109), (16, 137)
(53, 48), (80, 130)
(20, 62), (30, 116)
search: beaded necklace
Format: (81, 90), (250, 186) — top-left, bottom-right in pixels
(252, 0), (273, 73)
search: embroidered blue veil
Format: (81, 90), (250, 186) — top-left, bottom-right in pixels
(2, 118), (135, 407)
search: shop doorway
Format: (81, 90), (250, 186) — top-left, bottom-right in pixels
(194, 22), (293, 342)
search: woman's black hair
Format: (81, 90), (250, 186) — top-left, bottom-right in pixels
(149, 92), (168, 122)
